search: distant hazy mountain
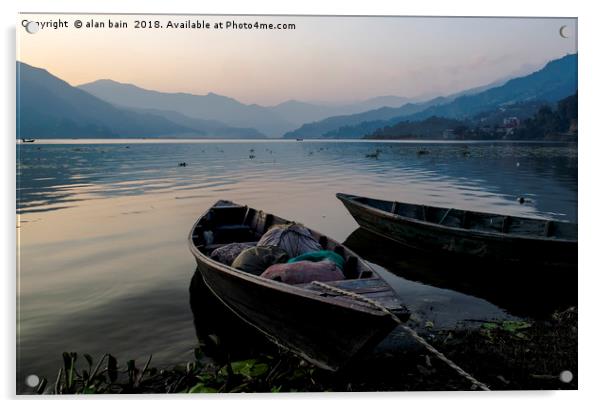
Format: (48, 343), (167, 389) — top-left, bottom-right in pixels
(282, 96), (450, 139)
(129, 108), (265, 139)
(282, 82), (505, 139)
(79, 79), (424, 136)
(284, 54), (577, 139)
(353, 95), (419, 111)
(365, 116), (466, 140)
(17, 62), (195, 138)
(402, 54), (577, 122)
(265, 96), (413, 126)
(266, 100), (338, 126)
(365, 92), (577, 141)
(79, 80), (293, 137)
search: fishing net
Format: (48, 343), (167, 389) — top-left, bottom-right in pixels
(210, 242), (254, 266)
(287, 250), (345, 270)
(257, 223), (322, 258)
(261, 260), (344, 284)
(231, 245), (289, 276)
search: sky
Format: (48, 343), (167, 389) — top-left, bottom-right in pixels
(17, 14), (577, 105)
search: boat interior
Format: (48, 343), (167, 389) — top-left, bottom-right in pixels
(190, 201), (408, 316)
(191, 201), (372, 279)
(350, 196), (578, 240)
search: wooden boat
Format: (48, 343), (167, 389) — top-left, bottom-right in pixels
(188, 200), (409, 371)
(337, 193), (577, 268)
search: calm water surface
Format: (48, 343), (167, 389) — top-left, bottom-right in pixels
(16, 140), (577, 390)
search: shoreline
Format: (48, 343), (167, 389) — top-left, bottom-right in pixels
(29, 306), (577, 394)
(16, 138), (578, 145)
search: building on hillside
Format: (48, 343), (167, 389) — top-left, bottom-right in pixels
(442, 128), (455, 139)
(503, 117), (520, 129)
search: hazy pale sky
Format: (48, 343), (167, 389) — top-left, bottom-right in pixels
(17, 14), (577, 105)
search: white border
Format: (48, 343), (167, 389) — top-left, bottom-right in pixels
(2, 1), (601, 407)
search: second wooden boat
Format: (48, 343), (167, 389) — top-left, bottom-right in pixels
(337, 193), (577, 268)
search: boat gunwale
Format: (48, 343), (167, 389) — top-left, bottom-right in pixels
(336, 193), (577, 244)
(187, 201), (396, 317)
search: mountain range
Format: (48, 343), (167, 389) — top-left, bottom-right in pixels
(16, 62), (265, 139)
(284, 54), (577, 139)
(78, 80), (294, 137)
(17, 62), (188, 138)
(78, 81), (424, 136)
(17, 54), (577, 139)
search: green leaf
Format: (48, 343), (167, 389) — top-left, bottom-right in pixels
(107, 355), (118, 383)
(208, 334), (220, 346)
(62, 352), (76, 389)
(229, 359), (269, 379)
(84, 354), (93, 368)
(35, 377), (48, 394)
(501, 320), (531, 332)
(249, 363), (269, 378)
(127, 360), (136, 371)
(188, 383), (218, 393)
(62, 352), (73, 371)
(82, 386), (97, 394)
(230, 359), (255, 374)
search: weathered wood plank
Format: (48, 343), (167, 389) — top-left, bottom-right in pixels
(327, 278), (384, 289)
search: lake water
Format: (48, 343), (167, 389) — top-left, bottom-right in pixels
(16, 139), (577, 392)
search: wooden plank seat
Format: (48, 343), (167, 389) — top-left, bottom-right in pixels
(295, 278), (409, 316)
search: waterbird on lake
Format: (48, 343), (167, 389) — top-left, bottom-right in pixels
(365, 149), (382, 159)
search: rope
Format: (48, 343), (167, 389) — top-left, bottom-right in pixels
(311, 280), (491, 391)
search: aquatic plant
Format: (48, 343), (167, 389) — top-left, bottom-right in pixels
(35, 307), (576, 393)
(39, 346), (321, 394)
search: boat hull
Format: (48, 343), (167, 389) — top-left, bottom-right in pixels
(338, 193), (577, 268)
(193, 255), (399, 371)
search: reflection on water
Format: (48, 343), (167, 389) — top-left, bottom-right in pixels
(16, 140), (577, 392)
(344, 228), (577, 319)
(189, 268), (277, 362)
(17, 140), (577, 221)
